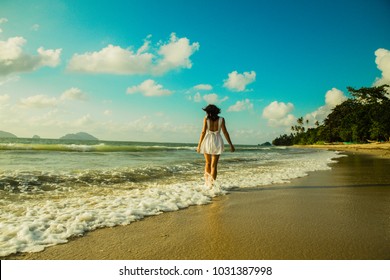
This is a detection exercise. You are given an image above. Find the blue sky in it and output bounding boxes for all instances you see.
[0,0,389,144]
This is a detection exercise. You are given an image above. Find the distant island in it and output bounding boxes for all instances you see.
[0,130,17,138]
[60,132,99,141]
[259,142,272,147]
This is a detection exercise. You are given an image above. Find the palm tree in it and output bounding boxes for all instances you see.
[291,126,296,134]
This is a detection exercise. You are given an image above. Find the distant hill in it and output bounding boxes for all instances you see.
[259,141,272,147]
[0,130,17,138]
[60,132,98,141]
[32,135,41,139]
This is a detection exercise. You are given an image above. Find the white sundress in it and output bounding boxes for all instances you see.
[200,117,224,155]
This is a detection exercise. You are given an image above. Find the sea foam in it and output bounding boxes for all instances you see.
[0,181,224,257]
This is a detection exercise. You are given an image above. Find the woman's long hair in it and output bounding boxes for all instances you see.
[203,104,221,121]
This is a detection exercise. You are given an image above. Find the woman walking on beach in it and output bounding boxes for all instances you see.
[197,104,235,187]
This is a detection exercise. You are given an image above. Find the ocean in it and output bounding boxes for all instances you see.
[0,138,344,257]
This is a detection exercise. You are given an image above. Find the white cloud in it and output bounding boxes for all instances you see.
[324,88,347,107]
[136,35,152,55]
[261,89,347,129]
[74,114,94,127]
[103,110,112,116]
[31,24,40,31]
[27,109,62,127]
[0,94,10,104]
[19,87,88,109]
[188,84,213,102]
[154,33,200,75]
[189,91,229,104]
[0,37,25,60]
[305,88,347,125]
[0,18,7,33]
[119,115,198,141]
[68,44,153,75]
[223,70,256,92]
[0,75,19,86]
[262,101,295,127]
[126,79,172,97]
[227,99,254,112]
[36,47,61,67]
[68,33,199,75]
[373,48,390,89]
[203,93,228,104]
[60,87,88,101]
[20,94,58,108]
[0,36,61,76]
[193,84,212,90]
[128,116,156,133]
[263,101,294,120]
[193,92,202,102]
[203,93,219,104]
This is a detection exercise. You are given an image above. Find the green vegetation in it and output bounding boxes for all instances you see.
[272,85,390,146]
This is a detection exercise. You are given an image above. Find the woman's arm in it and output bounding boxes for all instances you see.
[197,117,207,153]
[221,118,235,152]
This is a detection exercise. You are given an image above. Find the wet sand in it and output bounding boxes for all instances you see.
[6,152,390,260]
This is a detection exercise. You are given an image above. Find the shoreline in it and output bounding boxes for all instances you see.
[5,151,390,260]
[294,142,390,158]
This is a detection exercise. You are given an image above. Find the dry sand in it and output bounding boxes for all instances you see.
[5,150,390,260]
[296,142,390,158]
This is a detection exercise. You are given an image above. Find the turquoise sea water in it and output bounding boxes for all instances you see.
[0,138,343,257]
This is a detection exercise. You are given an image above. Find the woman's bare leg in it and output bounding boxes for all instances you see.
[211,155,220,180]
[203,153,211,175]
[203,154,214,187]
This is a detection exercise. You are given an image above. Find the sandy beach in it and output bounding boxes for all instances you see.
[296,142,390,158]
[5,147,390,260]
